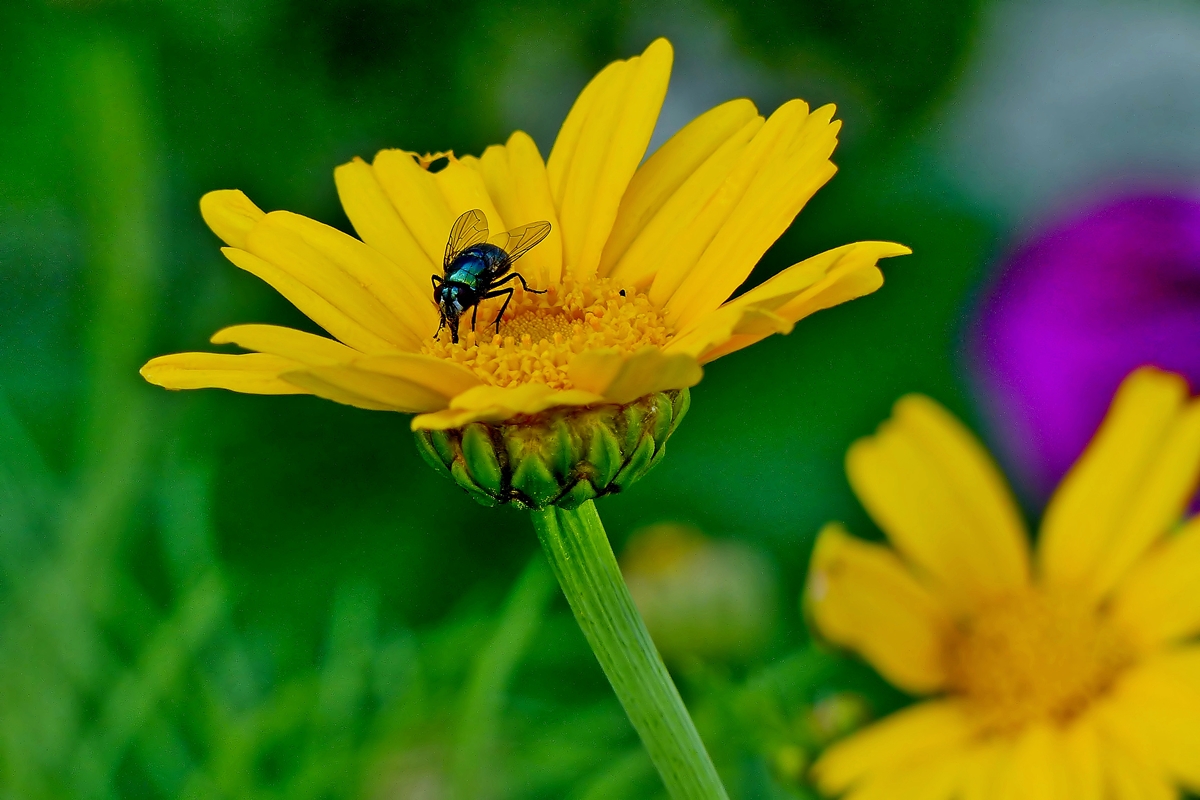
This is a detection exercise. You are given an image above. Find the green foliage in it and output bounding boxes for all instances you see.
[0,0,990,797]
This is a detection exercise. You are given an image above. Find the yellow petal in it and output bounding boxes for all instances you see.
[221,247,395,354]
[703,266,884,364]
[567,346,702,405]
[810,700,973,794]
[1040,367,1200,603]
[243,216,421,350]
[431,158,507,238]
[264,210,437,344]
[646,100,810,308]
[547,38,672,280]
[210,324,360,365]
[1090,400,1200,597]
[353,352,483,398]
[281,368,443,413]
[600,98,762,282]
[372,149,456,266]
[1057,721,1105,800]
[410,383,605,430]
[664,104,843,327]
[334,157,437,289]
[845,395,1032,612]
[199,189,264,249]
[890,396,1031,577]
[1098,652,1200,791]
[666,241,907,363]
[278,352,476,414]
[841,750,967,800]
[140,352,306,395]
[805,524,952,694]
[277,369,404,412]
[1112,516,1200,646]
[610,114,765,291]
[993,724,1072,800]
[1102,738,1179,800]
[663,248,841,360]
[959,739,1012,800]
[767,257,892,323]
[465,131,563,287]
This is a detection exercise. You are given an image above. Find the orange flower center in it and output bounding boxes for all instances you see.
[422,277,673,389]
[943,588,1135,733]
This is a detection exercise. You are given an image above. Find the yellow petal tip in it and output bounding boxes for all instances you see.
[199,189,264,249]
[643,37,674,62]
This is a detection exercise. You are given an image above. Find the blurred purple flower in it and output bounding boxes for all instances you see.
[971,192,1200,501]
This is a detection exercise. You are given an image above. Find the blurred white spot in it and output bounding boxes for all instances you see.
[809,570,828,602]
[942,0,1200,220]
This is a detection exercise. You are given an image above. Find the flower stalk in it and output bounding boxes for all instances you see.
[530,501,729,800]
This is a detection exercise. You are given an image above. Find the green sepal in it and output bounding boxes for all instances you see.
[460,423,503,494]
[413,388,690,510]
[669,389,690,434]
[649,392,673,444]
[612,433,656,491]
[511,452,559,509]
[463,483,499,508]
[557,478,598,510]
[548,416,579,479]
[413,431,450,477]
[450,458,486,497]
[647,442,668,472]
[622,404,645,453]
[430,428,456,464]
[587,423,623,488]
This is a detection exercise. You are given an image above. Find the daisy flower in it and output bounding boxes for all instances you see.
[139,37,908,797]
[141,37,907,508]
[807,366,1200,799]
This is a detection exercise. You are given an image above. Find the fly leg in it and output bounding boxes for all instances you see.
[491,271,546,295]
[482,287,515,333]
[432,275,447,339]
[509,272,545,294]
[479,273,541,334]
[471,302,480,333]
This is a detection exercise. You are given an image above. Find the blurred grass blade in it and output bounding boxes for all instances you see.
[157,456,219,590]
[451,556,556,800]
[57,31,163,614]
[73,572,227,796]
[572,749,656,800]
[68,32,161,472]
[0,388,55,568]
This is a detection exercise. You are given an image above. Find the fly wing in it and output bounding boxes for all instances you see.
[444,209,489,268]
[490,221,552,265]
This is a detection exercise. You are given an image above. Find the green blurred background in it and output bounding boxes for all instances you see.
[4,0,1195,797]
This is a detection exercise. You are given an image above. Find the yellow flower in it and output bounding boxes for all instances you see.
[140,38,908,431]
[806,367,1200,799]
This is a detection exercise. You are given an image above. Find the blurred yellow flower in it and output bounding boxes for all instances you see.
[140,38,908,431]
[806,367,1200,799]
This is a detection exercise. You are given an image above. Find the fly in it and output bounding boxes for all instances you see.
[432,209,551,344]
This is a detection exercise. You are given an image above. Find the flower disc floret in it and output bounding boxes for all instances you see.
[423,277,672,390]
[943,588,1134,733]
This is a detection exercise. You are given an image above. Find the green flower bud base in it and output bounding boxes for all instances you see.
[413,388,690,510]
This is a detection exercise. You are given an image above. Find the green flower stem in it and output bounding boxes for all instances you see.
[530,500,729,800]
